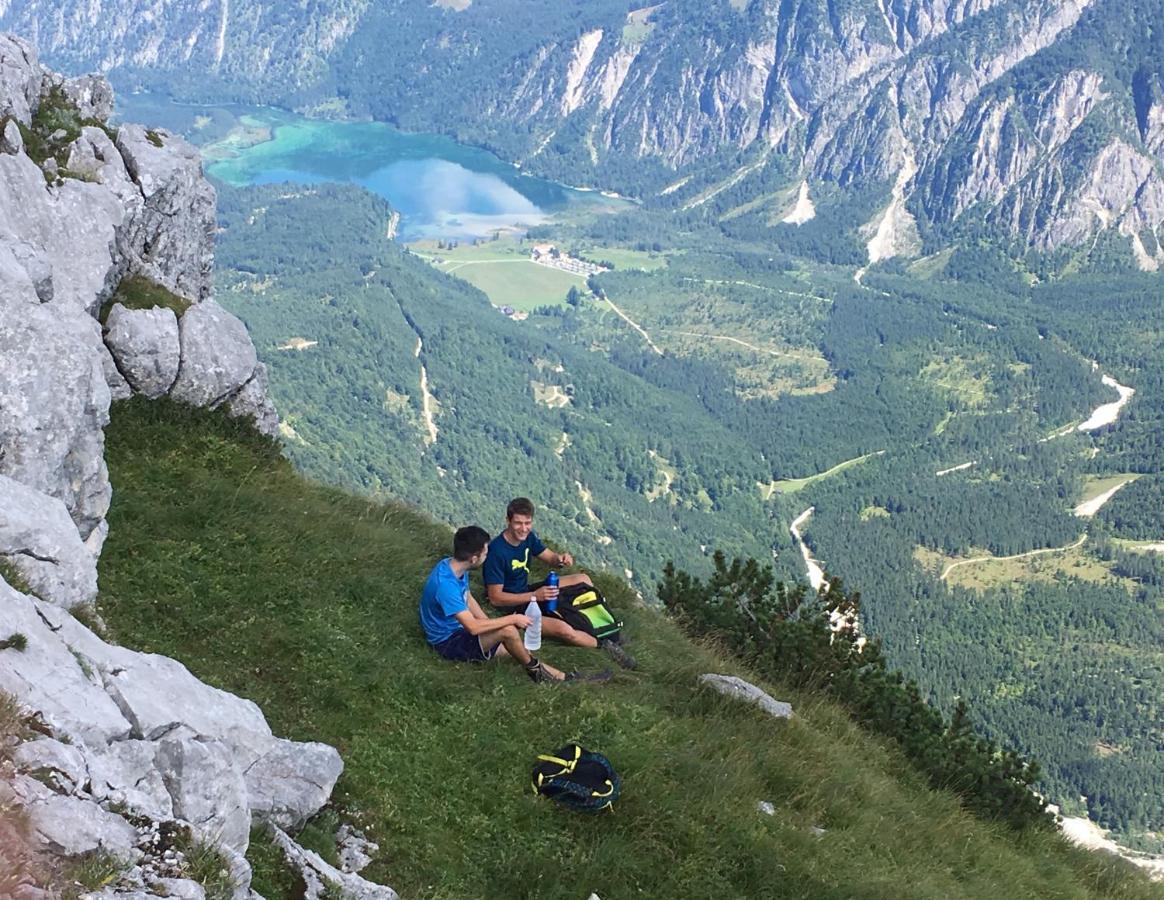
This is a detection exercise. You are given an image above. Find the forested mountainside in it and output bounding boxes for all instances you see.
[4,0,1164,264]
[206,179,1163,847]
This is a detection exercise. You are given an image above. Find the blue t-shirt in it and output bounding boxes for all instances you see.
[419,558,470,645]
[483,531,547,596]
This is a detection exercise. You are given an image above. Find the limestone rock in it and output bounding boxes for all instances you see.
[100,341,134,402]
[245,738,343,831]
[9,242,54,302]
[156,737,251,854]
[0,583,132,745]
[170,300,258,408]
[227,363,279,437]
[699,674,793,719]
[0,299,111,537]
[103,303,181,399]
[115,124,215,304]
[62,73,114,122]
[337,825,378,874]
[0,242,37,300]
[86,741,174,821]
[68,126,140,204]
[0,474,99,608]
[0,34,41,126]
[270,826,398,900]
[12,738,88,792]
[25,793,138,859]
[1,117,22,154]
[149,879,207,900]
[0,150,124,316]
[87,639,275,766]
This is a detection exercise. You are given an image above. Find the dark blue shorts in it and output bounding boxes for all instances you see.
[432,628,498,663]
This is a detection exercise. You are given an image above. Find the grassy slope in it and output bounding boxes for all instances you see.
[96,399,1157,900]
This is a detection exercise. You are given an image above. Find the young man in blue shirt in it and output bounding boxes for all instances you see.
[483,498,635,668]
[420,525,565,682]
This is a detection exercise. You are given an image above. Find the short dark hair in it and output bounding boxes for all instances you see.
[453,525,490,561]
[506,497,535,519]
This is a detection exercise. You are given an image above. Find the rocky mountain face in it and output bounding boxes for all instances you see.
[0,34,388,899]
[1,0,1161,267]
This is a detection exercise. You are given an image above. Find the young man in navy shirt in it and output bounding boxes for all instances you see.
[420,525,565,682]
[483,498,635,668]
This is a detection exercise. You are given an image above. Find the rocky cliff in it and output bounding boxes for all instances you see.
[0,34,378,899]
[1,0,1161,266]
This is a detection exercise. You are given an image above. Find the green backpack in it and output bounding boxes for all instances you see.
[531,743,620,813]
[553,584,623,642]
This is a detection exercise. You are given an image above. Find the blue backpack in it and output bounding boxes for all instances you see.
[531,744,620,813]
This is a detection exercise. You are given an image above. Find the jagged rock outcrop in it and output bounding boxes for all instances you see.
[0,34,340,899]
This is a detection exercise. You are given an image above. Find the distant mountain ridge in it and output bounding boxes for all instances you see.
[2,0,1163,266]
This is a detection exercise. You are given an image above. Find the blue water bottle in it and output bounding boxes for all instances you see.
[545,571,559,612]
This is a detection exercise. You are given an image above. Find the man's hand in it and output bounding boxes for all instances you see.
[510,614,533,629]
[534,584,559,602]
[558,551,574,568]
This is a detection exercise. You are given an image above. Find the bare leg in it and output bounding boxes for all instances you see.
[542,615,598,648]
[558,573,593,588]
[481,626,565,680]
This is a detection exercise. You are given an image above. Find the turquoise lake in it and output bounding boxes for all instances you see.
[115,96,622,242]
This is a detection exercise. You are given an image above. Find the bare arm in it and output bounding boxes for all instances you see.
[486,581,557,609]
[538,548,574,568]
[454,609,530,636]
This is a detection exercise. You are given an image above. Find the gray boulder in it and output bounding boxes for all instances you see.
[86,741,174,821]
[104,303,181,399]
[149,879,206,900]
[0,583,132,745]
[115,124,215,304]
[25,793,138,859]
[699,674,794,719]
[88,642,275,766]
[156,737,250,853]
[12,737,88,792]
[1,118,22,154]
[244,738,343,830]
[170,300,258,408]
[100,341,134,402]
[0,298,111,537]
[0,474,99,609]
[0,34,41,126]
[62,74,115,122]
[227,363,279,437]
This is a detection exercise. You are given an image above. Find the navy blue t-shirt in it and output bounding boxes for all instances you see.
[483,531,547,596]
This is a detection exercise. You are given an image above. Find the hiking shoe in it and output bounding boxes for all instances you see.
[599,638,637,669]
[526,659,563,684]
[565,668,615,684]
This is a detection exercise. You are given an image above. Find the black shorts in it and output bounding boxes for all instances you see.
[432,628,498,663]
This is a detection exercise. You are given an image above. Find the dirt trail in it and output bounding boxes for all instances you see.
[939,534,1087,581]
[604,297,663,355]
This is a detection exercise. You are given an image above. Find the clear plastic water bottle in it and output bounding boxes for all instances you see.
[523,600,542,652]
[545,571,559,612]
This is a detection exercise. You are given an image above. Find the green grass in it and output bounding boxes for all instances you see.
[410,239,584,311]
[760,451,884,499]
[99,275,192,325]
[96,398,1159,900]
[573,245,668,272]
[1077,474,1141,507]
